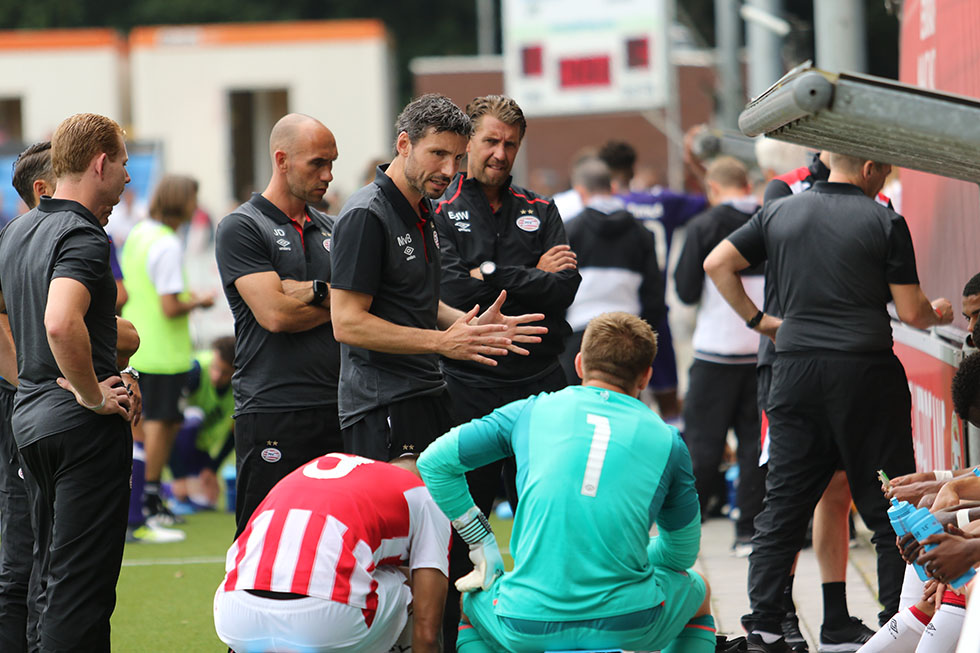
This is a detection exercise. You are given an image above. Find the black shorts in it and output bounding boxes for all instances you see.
[648,315,678,392]
[234,405,342,537]
[342,391,453,462]
[138,371,189,422]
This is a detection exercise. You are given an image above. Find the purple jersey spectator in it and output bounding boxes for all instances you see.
[108,238,123,281]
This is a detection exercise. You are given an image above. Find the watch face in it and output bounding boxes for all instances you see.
[481,261,496,276]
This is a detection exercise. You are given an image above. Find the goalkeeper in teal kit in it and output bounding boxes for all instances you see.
[418,312,716,653]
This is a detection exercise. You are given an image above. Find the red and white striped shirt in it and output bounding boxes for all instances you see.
[220,454,451,611]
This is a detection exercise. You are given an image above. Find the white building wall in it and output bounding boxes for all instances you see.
[0,46,124,140]
[130,27,394,217]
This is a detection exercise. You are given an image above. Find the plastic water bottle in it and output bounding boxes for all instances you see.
[906,507,976,589]
[888,498,928,581]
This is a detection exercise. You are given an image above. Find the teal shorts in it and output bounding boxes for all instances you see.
[462,567,706,653]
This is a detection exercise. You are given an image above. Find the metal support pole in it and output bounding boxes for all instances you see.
[477,0,496,56]
[664,0,684,189]
[745,0,784,98]
[814,0,867,73]
[715,0,743,129]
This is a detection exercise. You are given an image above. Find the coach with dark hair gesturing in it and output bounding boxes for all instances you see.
[705,152,953,653]
[330,94,546,465]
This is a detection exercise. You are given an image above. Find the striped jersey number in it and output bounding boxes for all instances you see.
[581,414,611,497]
[302,453,372,480]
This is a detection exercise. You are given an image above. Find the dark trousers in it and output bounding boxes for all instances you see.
[442,365,568,651]
[746,352,915,632]
[19,417,132,653]
[0,388,32,652]
[234,405,342,538]
[341,391,454,463]
[682,359,765,538]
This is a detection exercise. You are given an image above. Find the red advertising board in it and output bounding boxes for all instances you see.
[898,0,980,310]
[895,340,965,471]
[895,0,979,467]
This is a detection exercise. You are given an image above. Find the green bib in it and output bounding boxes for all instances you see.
[121,220,192,374]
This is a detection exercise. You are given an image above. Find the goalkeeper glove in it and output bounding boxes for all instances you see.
[452,505,504,592]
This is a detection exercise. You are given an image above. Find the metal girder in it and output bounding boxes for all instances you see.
[738,64,980,184]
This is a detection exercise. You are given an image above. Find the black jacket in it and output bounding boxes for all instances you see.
[564,205,665,331]
[434,173,581,384]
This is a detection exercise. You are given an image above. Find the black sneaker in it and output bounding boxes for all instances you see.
[819,617,875,653]
[781,613,809,652]
[143,493,185,527]
[747,632,792,653]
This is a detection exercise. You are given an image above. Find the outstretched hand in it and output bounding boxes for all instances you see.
[475,290,547,356]
[57,375,133,422]
[439,304,511,366]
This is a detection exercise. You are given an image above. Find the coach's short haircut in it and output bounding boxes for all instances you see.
[952,352,980,422]
[828,152,888,177]
[12,141,53,207]
[149,174,198,224]
[598,141,637,178]
[571,157,612,194]
[465,95,527,140]
[393,94,471,148]
[51,113,124,180]
[963,272,980,297]
[580,312,657,390]
[705,156,750,190]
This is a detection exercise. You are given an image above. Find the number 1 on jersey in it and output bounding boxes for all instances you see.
[581,414,611,497]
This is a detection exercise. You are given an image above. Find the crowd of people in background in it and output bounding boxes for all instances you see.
[0,93,978,653]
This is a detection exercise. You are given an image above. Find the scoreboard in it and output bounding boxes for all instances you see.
[503,0,669,117]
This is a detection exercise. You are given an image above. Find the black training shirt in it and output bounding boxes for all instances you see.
[727,182,919,353]
[215,193,338,416]
[434,173,580,386]
[330,166,444,428]
[0,198,119,446]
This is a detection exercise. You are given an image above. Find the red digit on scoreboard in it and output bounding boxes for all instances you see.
[559,55,611,88]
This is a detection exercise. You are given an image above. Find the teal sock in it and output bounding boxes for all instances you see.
[663,614,717,653]
[456,623,497,653]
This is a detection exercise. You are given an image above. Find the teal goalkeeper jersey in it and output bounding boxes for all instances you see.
[418,385,701,622]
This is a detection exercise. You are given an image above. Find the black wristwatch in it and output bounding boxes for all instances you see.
[746,310,765,329]
[310,279,328,306]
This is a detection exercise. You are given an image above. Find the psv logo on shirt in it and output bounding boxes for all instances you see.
[516,215,540,232]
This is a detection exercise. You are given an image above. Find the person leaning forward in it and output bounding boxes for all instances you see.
[704,152,953,652]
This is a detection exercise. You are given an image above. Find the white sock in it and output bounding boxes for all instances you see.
[857,608,927,653]
[900,564,926,612]
[956,593,980,652]
[915,602,966,653]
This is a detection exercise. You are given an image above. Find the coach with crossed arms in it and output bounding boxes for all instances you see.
[215,113,341,537]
